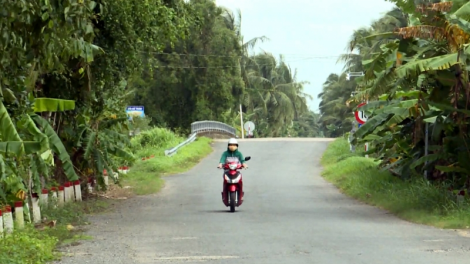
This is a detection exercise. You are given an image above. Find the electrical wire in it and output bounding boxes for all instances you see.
[139,51,344,69]
[140,50,343,59]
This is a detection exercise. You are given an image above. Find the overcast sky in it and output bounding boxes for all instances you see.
[215,0,396,112]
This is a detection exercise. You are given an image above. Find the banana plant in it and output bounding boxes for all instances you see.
[66,79,136,190]
[79,116,135,189]
[0,94,80,205]
[348,1,470,188]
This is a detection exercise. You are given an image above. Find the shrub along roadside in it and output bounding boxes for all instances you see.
[0,226,57,263]
[121,129,213,195]
[321,138,470,229]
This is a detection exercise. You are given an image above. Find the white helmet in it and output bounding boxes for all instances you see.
[228,138,238,145]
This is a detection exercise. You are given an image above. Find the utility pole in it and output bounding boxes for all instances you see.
[348,76,368,157]
[349,122,356,152]
[349,91,358,153]
[424,123,429,179]
[364,99,369,158]
[239,104,244,139]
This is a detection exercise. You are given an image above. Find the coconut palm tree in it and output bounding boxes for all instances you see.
[318,73,356,137]
[220,8,311,137]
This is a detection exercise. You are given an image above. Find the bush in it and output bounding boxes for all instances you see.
[130,116,153,132]
[0,226,58,264]
[130,127,183,156]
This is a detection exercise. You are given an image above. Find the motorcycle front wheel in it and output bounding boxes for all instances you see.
[229,191,236,212]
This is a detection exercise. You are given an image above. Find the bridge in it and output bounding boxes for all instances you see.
[166,120,331,156]
[191,120,238,139]
[165,121,241,156]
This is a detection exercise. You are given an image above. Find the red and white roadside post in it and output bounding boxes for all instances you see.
[103,170,109,186]
[14,201,24,229]
[87,178,93,193]
[120,166,129,174]
[50,187,58,208]
[64,182,72,203]
[40,188,49,206]
[0,209,3,237]
[58,186,65,207]
[68,181,74,201]
[74,180,82,201]
[32,193,42,223]
[3,205,13,234]
[355,102,369,158]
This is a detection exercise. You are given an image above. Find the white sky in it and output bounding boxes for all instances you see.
[215,0,396,112]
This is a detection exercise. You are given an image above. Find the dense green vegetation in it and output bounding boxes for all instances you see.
[318,0,470,197]
[130,3,318,137]
[0,0,316,210]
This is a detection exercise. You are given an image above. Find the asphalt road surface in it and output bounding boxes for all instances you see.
[57,138,470,264]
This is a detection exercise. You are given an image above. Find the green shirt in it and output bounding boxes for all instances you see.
[219,149,245,164]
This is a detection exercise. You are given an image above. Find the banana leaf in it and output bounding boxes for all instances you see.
[395,45,470,78]
[18,115,50,152]
[353,112,394,141]
[33,98,76,112]
[0,101,22,141]
[0,141,41,156]
[31,114,79,181]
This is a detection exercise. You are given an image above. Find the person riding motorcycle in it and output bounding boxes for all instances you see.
[217,138,248,169]
[217,138,248,205]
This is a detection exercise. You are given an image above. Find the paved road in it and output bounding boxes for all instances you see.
[57,139,470,264]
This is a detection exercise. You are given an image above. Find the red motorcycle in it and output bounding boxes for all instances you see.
[218,156,251,212]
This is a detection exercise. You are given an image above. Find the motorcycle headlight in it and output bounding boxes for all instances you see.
[229,164,237,170]
[231,175,241,183]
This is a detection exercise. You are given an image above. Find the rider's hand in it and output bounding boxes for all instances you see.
[217,163,223,169]
[242,164,248,169]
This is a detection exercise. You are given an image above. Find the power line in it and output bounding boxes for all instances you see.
[139,50,342,60]
[150,61,328,69]
[141,56,342,69]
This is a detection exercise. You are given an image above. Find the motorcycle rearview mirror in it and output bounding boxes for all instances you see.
[244,156,251,161]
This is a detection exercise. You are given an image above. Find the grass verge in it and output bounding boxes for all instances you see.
[0,199,111,263]
[121,135,213,195]
[321,138,470,229]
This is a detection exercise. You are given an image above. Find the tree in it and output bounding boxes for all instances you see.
[317,73,356,137]
[131,2,314,138]
[242,53,312,137]
[291,111,323,137]
[131,0,244,132]
[319,0,470,194]
[0,0,192,205]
